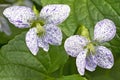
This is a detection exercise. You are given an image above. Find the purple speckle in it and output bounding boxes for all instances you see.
[52,7,56,11]
[16,20,22,23]
[22,23,29,26]
[46,9,49,12]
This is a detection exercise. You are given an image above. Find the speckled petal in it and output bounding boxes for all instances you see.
[43,24,62,45]
[76,50,87,75]
[95,46,114,69]
[64,35,88,57]
[94,19,116,43]
[85,53,97,71]
[3,6,35,28]
[37,37,49,52]
[40,4,70,25]
[26,28,39,55]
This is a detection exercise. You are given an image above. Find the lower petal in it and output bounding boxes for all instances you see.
[76,49,87,75]
[44,24,62,45]
[85,53,97,71]
[95,46,114,69]
[26,28,39,55]
[37,37,49,52]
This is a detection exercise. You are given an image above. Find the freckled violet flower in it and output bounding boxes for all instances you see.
[64,19,116,75]
[3,4,70,55]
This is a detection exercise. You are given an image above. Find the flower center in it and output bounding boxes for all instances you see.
[30,6,46,36]
[76,25,97,55]
[36,23,45,36]
[31,19,45,36]
[86,42,95,54]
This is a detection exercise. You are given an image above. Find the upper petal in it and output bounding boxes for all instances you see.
[94,19,116,43]
[95,46,114,69]
[64,35,88,57]
[3,6,35,28]
[26,28,39,55]
[37,37,49,52]
[40,4,70,25]
[85,53,97,71]
[43,24,62,45]
[76,49,87,75]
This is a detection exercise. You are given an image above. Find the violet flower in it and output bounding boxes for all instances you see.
[3,4,70,55]
[64,19,116,75]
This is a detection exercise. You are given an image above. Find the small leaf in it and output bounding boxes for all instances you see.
[76,25,90,40]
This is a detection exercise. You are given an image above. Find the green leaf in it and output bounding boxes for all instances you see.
[57,74,87,80]
[110,58,120,80]
[0,32,68,80]
[62,57,78,75]
[32,0,42,11]
[0,24,28,46]
[32,0,42,5]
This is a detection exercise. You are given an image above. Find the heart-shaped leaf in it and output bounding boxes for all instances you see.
[0,32,68,80]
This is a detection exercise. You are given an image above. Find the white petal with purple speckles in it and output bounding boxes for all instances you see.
[43,24,62,45]
[40,4,70,25]
[95,46,114,69]
[76,49,87,75]
[3,6,35,28]
[26,28,39,55]
[37,37,49,52]
[64,35,88,57]
[85,53,97,71]
[94,19,116,43]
